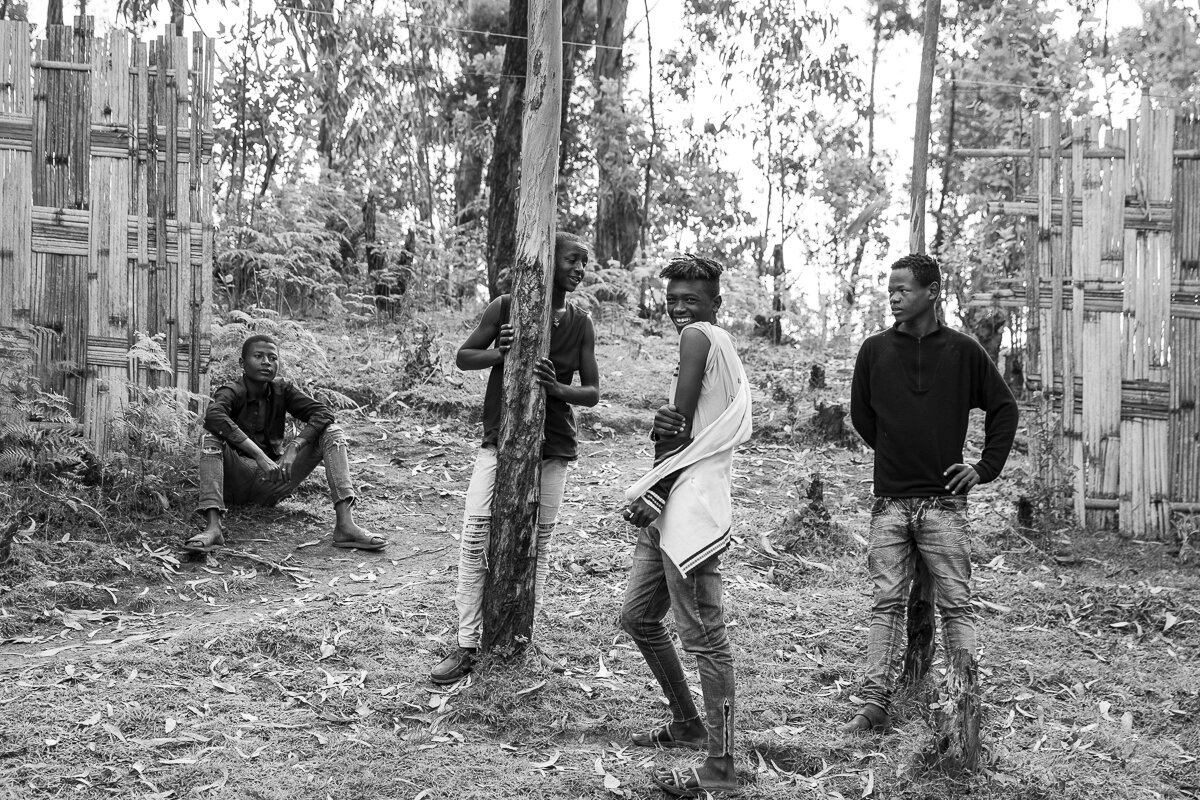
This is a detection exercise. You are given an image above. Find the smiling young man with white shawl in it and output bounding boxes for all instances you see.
[620,255,752,798]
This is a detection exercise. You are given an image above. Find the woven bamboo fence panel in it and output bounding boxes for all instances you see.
[0,18,214,452]
[974,103,1200,540]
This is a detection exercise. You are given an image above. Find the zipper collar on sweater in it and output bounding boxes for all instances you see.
[891,320,944,341]
[888,323,947,393]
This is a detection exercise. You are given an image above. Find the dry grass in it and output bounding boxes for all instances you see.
[0,309,1196,799]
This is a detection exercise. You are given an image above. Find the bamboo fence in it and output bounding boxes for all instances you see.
[0,18,214,452]
[964,102,1200,539]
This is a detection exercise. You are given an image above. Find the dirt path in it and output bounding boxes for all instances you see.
[0,408,651,671]
[1,344,1196,799]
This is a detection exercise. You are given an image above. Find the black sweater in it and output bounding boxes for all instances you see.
[850,324,1018,497]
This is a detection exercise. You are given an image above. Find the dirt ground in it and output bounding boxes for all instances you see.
[1,320,1197,799]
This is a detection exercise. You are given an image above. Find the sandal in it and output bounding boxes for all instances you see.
[651,767,741,797]
[631,725,705,751]
[331,530,388,551]
[182,530,225,553]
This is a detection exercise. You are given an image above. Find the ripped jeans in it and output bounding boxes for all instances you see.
[453,447,569,649]
[621,526,735,759]
[195,424,356,515]
[861,495,975,713]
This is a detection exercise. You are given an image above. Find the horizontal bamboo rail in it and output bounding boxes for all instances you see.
[951,146,1200,159]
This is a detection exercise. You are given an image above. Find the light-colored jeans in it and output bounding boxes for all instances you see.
[862,495,975,712]
[195,424,355,514]
[620,526,735,758]
[454,447,569,649]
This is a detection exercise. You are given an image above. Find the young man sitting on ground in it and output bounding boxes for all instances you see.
[185,334,385,553]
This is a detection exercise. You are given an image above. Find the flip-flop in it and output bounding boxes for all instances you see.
[632,725,705,751]
[182,532,225,553]
[651,767,742,798]
[331,533,388,551]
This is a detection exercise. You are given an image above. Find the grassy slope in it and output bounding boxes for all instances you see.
[0,309,1197,800]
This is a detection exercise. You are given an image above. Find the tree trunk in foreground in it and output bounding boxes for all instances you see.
[900,555,937,686]
[484,0,529,297]
[481,0,562,659]
[923,648,982,775]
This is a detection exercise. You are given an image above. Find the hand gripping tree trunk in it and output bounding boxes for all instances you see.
[481,0,563,659]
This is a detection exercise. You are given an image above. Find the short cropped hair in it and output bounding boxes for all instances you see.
[241,334,278,361]
[890,253,941,287]
[555,231,590,256]
[660,254,724,298]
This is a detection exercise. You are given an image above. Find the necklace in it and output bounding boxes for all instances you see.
[552,308,566,327]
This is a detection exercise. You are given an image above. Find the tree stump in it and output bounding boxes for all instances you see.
[0,518,18,565]
[810,401,849,443]
[900,555,937,686]
[924,647,982,776]
[783,472,831,549]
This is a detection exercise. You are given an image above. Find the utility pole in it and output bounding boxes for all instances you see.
[481,0,563,658]
[902,0,943,688]
[904,1,981,774]
[908,0,941,253]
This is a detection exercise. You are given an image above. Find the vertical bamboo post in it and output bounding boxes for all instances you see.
[481,0,563,658]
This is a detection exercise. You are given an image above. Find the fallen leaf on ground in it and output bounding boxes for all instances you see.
[532,751,561,770]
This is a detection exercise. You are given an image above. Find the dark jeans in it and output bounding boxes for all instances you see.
[195,424,355,515]
[620,525,735,758]
[861,495,975,713]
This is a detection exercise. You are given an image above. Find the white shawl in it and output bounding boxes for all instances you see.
[625,327,752,574]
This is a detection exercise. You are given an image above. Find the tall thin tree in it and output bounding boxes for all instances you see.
[481,0,563,658]
[485,0,529,297]
[592,0,639,269]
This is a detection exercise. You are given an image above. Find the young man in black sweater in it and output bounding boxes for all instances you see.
[843,253,1018,734]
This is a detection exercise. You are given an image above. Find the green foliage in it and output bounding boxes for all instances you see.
[215,183,347,315]
[1012,397,1077,536]
[0,329,93,487]
[104,334,205,516]
[1,330,205,542]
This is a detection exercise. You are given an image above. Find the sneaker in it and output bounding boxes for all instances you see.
[430,647,476,685]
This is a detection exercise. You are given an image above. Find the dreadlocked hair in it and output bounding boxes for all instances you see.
[890,253,941,287]
[660,254,724,297]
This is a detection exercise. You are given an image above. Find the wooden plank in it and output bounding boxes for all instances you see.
[131,40,150,390]
[1064,118,1084,521]
[198,34,214,398]
[954,146,1199,160]
[987,198,1172,231]
[30,23,92,417]
[85,29,132,449]
[147,36,169,388]
[1171,116,1200,505]
[0,21,33,332]
[169,31,187,391]
[1120,102,1173,538]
